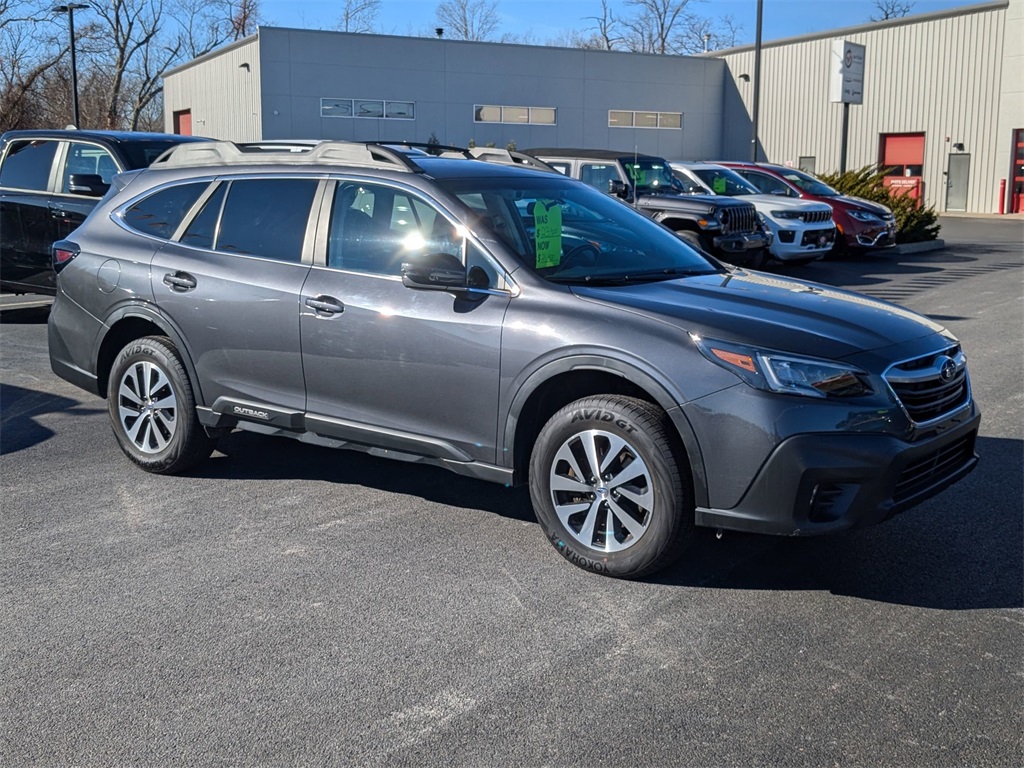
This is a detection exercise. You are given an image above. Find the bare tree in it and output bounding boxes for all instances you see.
[673,12,741,54]
[338,0,380,33]
[581,0,622,51]
[870,0,915,21]
[435,0,500,41]
[620,0,694,55]
[0,1,69,131]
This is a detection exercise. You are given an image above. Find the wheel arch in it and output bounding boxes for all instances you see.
[505,356,708,507]
[96,306,202,403]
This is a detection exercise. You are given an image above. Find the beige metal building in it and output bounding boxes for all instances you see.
[163,0,1023,215]
[716,0,1023,214]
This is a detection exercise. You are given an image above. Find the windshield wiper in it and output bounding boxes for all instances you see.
[550,268,708,285]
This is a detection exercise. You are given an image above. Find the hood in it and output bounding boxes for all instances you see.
[742,195,833,214]
[637,191,752,212]
[834,195,893,216]
[572,270,945,360]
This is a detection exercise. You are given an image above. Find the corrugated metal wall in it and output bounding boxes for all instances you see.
[718,2,1012,213]
[163,38,262,142]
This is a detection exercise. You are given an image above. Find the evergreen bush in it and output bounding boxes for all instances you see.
[818,165,941,243]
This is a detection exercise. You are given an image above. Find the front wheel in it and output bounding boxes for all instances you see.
[529,396,694,579]
[107,335,216,474]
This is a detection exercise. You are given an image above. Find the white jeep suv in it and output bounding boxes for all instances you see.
[671,162,836,264]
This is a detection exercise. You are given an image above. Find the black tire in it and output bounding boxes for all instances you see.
[107,335,216,474]
[529,395,695,579]
[677,230,708,254]
[744,248,768,270]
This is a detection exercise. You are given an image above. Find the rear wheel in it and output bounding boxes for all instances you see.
[529,395,694,579]
[107,335,216,474]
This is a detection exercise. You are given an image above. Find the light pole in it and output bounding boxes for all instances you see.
[53,3,90,128]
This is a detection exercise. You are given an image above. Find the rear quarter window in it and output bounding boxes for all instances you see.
[0,139,58,191]
[122,182,209,239]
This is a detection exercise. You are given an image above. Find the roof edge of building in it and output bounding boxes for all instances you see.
[164,31,260,79]
[705,0,1008,56]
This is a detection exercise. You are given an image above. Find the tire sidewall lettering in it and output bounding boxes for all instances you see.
[568,408,637,435]
[547,530,608,574]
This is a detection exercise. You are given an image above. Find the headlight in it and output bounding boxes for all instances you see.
[848,210,881,222]
[692,336,871,398]
[770,210,801,219]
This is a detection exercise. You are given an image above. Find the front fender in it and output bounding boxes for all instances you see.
[502,352,709,507]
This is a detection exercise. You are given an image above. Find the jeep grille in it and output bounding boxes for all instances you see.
[722,204,757,235]
[800,210,832,224]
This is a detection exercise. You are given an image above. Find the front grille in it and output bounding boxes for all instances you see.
[800,210,832,223]
[721,204,757,235]
[893,433,975,504]
[885,348,970,424]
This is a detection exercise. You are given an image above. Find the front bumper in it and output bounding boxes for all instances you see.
[844,221,897,249]
[712,231,770,254]
[694,408,980,536]
[770,226,836,260]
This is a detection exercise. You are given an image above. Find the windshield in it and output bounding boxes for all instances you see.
[691,167,759,196]
[621,160,681,192]
[779,168,839,196]
[436,175,720,284]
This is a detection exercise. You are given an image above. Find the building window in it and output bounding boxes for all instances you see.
[321,98,415,120]
[609,110,682,130]
[798,156,816,174]
[474,105,557,125]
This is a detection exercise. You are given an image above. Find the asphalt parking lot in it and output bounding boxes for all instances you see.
[2,215,1022,766]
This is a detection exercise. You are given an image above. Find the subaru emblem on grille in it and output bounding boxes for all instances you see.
[940,357,957,382]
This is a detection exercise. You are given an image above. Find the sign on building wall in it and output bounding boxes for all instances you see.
[829,40,866,104]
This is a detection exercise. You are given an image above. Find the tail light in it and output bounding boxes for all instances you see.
[52,240,80,274]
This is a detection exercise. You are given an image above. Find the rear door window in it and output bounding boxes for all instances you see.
[0,139,58,191]
[741,171,791,196]
[214,179,318,262]
[580,163,620,191]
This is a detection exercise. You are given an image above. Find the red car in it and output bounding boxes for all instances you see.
[720,162,896,253]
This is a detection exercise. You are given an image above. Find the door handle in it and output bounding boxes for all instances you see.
[305,295,345,314]
[163,271,197,291]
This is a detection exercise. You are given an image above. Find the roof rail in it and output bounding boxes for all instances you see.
[151,140,425,173]
[466,147,558,172]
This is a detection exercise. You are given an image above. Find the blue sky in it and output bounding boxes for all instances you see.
[260,0,978,46]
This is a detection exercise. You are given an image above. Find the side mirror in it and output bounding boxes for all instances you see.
[402,251,467,290]
[68,173,110,197]
[608,179,630,199]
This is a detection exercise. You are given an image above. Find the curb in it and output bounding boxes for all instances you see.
[889,239,945,255]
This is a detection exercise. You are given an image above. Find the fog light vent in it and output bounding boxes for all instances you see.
[808,483,857,523]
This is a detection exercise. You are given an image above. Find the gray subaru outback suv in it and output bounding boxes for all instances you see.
[48,140,980,579]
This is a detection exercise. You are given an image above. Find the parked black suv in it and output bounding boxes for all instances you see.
[48,140,979,579]
[525,148,771,267]
[0,129,208,295]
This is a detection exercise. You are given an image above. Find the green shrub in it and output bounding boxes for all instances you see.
[818,165,941,243]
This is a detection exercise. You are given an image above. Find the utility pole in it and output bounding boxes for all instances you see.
[53,4,90,128]
[750,0,763,162]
